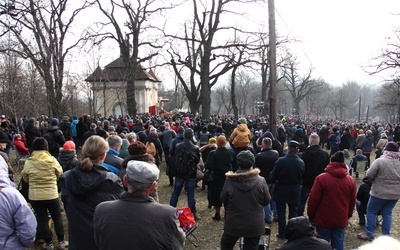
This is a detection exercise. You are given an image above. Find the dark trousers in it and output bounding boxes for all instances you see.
[30,198,65,243]
[276,202,298,236]
[221,232,260,250]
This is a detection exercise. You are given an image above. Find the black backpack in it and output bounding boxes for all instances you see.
[43,131,59,152]
[175,144,198,177]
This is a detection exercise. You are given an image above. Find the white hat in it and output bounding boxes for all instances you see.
[126,160,159,183]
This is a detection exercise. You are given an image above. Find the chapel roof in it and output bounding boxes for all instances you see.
[85,57,161,82]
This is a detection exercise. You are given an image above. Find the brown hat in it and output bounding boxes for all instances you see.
[216,135,226,147]
[128,141,147,156]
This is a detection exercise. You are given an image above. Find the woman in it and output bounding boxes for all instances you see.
[205,136,236,220]
[358,142,400,241]
[66,135,124,250]
[375,132,388,159]
[118,138,130,159]
[21,137,67,249]
[220,150,270,249]
[361,130,374,168]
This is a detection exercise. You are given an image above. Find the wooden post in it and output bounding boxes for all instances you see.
[268,0,277,138]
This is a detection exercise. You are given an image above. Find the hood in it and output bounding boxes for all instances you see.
[262,131,275,141]
[225,168,261,192]
[47,125,59,132]
[58,150,77,163]
[236,123,248,132]
[284,216,315,241]
[325,161,348,178]
[0,155,14,188]
[67,165,107,198]
[29,150,59,171]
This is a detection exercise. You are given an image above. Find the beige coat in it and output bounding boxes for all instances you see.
[229,124,251,148]
[367,156,400,200]
[22,150,63,201]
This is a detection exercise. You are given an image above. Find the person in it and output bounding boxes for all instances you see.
[358,141,400,241]
[103,135,123,173]
[358,235,400,250]
[83,123,97,143]
[270,140,304,239]
[278,216,331,250]
[167,126,185,186]
[0,153,37,249]
[361,130,374,168]
[298,133,330,216]
[70,116,79,145]
[59,116,72,141]
[220,150,270,250]
[21,137,68,250]
[160,122,176,161]
[25,117,41,149]
[170,128,201,220]
[118,138,130,159]
[65,135,124,250]
[76,116,88,149]
[375,132,388,159]
[255,137,279,223]
[351,149,368,178]
[205,135,236,221]
[199,126,211,147]
[13,133,29,156]
[44,118,66,158]
[94,160,185,249]
[327,127,340,156]
[307,151,356,250]
[292,127,308,153]
[356,177,377,226]
[145,127,163,166]
[200,137,218,191]
[228,117,251,154]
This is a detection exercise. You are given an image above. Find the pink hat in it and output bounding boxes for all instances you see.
[63,140,75,151]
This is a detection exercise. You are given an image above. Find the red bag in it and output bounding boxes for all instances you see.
[177,207,196,231]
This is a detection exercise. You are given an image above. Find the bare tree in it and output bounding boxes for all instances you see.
[280,54,324,116]
[0,0,93,117]
[95,0,173,116]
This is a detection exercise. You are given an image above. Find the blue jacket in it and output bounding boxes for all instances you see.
[71,119,78,137]
[270,151,304,203]
[361,135,374,153]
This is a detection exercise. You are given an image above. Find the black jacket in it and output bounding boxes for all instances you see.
[255,148,279,183]
[66,164,123,250]
[25,122,41,148]
[357,177,372,213]
[301,145,330,188]
[46,126,65,155]
[174,139,200,179]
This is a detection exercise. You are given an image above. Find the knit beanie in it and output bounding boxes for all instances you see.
[238,117,247,124]
[331,151,344,163]
[184,128,194,139]
[51,118,59,126]
[236,150,255,169]
[384,141,399,152]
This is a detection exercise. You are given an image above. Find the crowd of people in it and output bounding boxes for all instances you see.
[1,112,400,249]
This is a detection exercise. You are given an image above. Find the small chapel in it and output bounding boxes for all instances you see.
[85,57,161,117]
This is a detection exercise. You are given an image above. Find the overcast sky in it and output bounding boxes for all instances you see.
[274,0,400,86]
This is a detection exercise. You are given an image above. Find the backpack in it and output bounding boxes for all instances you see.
[43,131,59,152]
[335,134,341,145]
[175,144,198,177]
[145,141,157,156]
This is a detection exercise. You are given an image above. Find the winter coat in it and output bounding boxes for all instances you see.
[205,147,236,206]
[221,168,270,237]
[199,131,211,147]
[292,130,308,152]
[361,135,374,153]
[24,122,41,148]
[270,151,304,203]
[45,125,66,155]
[58,148,79,172]
[356,134,366,148]
[76,120,88,140]
[161,129,176,149]
[357,177,372,214]
[366,156,400,200]
[66,164,123,250]
[94,192,185,250]
[146,132,163,166]
[70,119,78,137]
[0,156,37,250]
[104,148,123,170]
[328,131,340,150]
[229,124,251,148]
[173,139,200,179]
[255,148,279,184]
[22,150,63,201]
[301,145,330,189]
[13,139,28,156]
[307,162,356,228]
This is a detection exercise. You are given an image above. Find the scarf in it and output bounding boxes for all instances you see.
[382,150,399,160]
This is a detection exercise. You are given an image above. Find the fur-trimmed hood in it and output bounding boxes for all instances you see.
[225,168,261,191]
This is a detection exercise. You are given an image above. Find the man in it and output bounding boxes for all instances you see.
[327,127,341,156]
[307,151,356,250]
[270,140,304,239]
[83,123,97,143]
[44,118,65,158]
[59,116,72,141]
[70,116,79,145]
[103,135,123,174]
[255,137,279,223]
[25,117,41,149]
[298,133,330,216]
[94,160,185,249]
[170,128,201,220]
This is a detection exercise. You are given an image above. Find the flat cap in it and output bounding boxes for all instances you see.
[126,160,160,184]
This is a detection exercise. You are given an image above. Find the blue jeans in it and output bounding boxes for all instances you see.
[170,177,197,215]
[365,196,398,236]
[298,186,311,216]
[264,199,277,222]
[316,226,345,250]
[276,202,298,236]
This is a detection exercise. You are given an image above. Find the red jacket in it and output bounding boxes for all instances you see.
[307,162,356,228]
[13,139,29,156]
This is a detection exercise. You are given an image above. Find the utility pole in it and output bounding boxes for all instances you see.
[268,0,277,138]
[358,95,361,123]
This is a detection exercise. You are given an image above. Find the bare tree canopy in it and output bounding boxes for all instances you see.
[0,0,93,117]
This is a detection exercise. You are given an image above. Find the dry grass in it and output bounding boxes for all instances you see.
[12,149,400,250]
